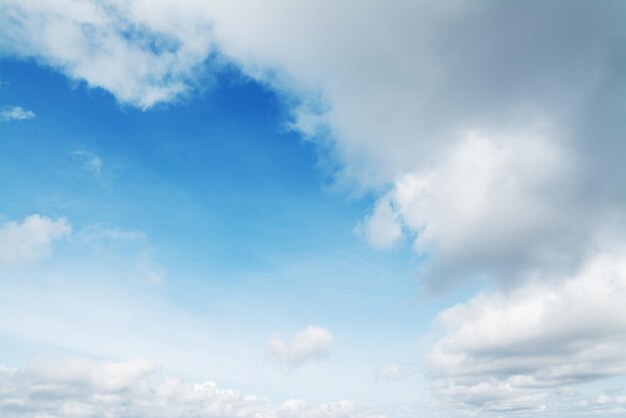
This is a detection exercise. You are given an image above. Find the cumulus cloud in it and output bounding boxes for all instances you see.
[267,325,333,368]
[361,129,612,285]
[427,250,626,413]
[0,214,71,265]
[0,357,374,418]
[0,106,34,122]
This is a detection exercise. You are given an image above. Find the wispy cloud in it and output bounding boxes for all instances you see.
[0,105,34,122]
[77,223,145,242]
[71,150,102,174]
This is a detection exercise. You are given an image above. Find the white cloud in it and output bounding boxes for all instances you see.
[71,150,102,174]
[0,215,71,265]
[360,130,608,285]
[0,106,34,122]
[0,0,216,108]
[267,325,333,368]
[427,250,626,413]
[2,1,626,412]
[0,357,377,418]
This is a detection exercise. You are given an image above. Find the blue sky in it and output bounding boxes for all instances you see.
[0,57,448,409]
[1,1,626,417]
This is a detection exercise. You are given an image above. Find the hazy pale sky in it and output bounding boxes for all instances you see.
[1,1,625,417]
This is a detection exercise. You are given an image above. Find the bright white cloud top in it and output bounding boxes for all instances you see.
[0,0,625,416]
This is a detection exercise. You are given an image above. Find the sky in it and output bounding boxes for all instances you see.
[0,1,625,417]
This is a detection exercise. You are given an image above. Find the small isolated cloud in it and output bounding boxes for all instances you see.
[375,363,412,383]
[0,105,34,122]
[72,150,102,174]
[0,214,71,265]
[0,357,375,418]
[267,325,333,368]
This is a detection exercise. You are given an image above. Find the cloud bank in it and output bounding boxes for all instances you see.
[0,357,376,418]
[427,249,626,413]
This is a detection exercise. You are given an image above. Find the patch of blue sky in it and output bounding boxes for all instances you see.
[0,58,452,405]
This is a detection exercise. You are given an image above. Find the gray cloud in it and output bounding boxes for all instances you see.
[3,0,624,288]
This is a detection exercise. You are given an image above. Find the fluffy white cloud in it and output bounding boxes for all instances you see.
[267,325,333,369]
[360,129,616,285]
[0,0,216,108]
[0,357,376,418]
[427,250,626,413]
[0,106,34,122]
[0,215,71,265]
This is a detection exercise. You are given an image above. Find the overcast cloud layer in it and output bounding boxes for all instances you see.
[1,0,625,415]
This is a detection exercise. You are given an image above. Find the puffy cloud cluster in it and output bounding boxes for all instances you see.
[0,214,71,265]
[267,325,334,369]
[427,250,626,413]
[0,358,375,418]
